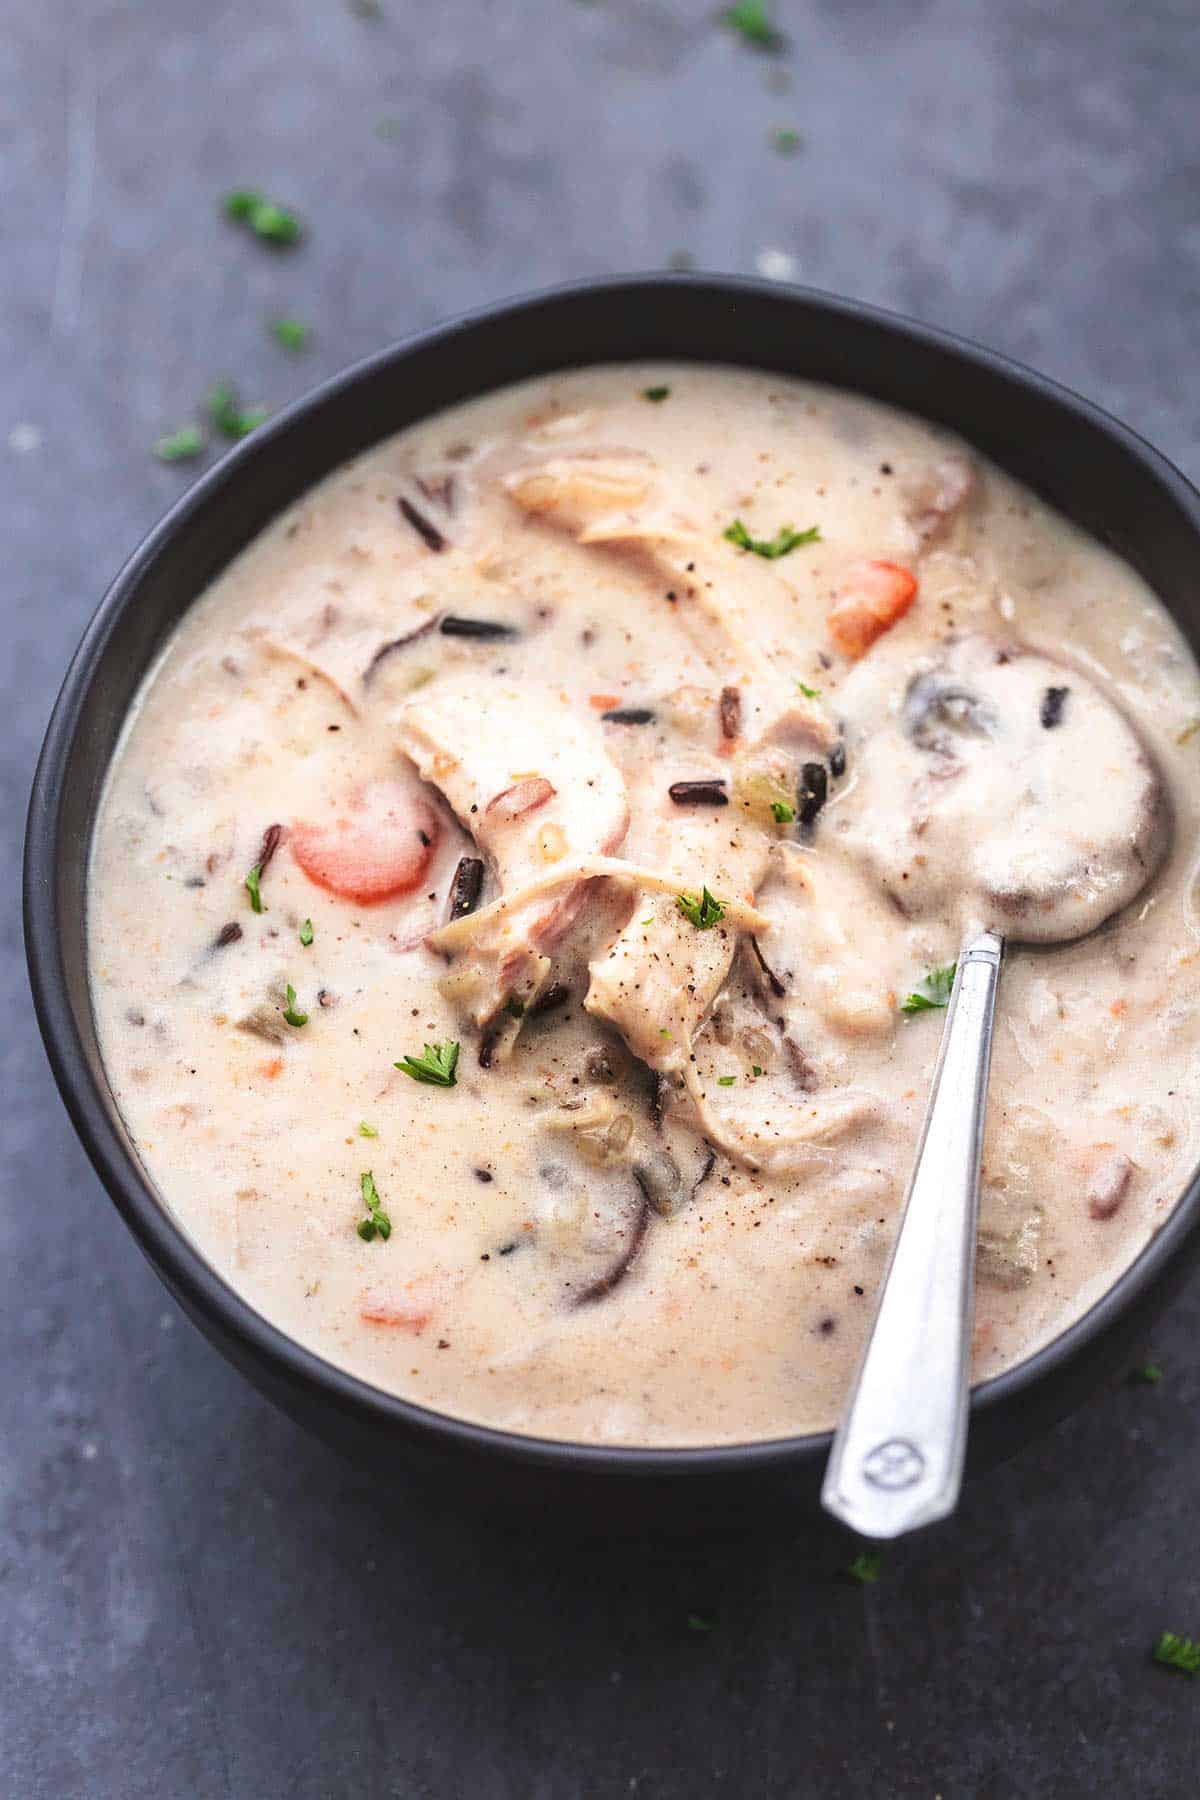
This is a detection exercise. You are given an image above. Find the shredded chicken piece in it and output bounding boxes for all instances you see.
[504,451,657,522]
[902,453,974,550]
[430,856,771,954]
[397,677,629,1026]
[584,773,771,1074]
[501,450,835,754]
[251,586,437,713]
[676,1073,880,1175]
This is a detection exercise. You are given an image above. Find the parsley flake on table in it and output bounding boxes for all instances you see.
[1130,1362,1163,1385]
[251,203,302,245]
[209,381,267,441]
[770,799,795,824]
[796,680,822,699]
[642,385,671,402]
[1153,1631,1200,1676]
[154,425,204,463]
[223,189,264,222]
[358,1121,378,1138]
[357,1170,392,1242]
[724,519,820,558]
[283,984,308,1028]
[900,963,957,1013]
[720,1,784,51]
[686,1611,715,1634]
[222,189,303,246]
[395,1040,460,1087]
[772,127,801,154]
[676,886,726,930]
[844,1549,883,1585]
[244,862,265,913]
[271,317,309,351]
[717,1075,737,1087]
[299,918,314,947]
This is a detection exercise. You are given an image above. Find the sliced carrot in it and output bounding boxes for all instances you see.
[291,779,439,905]
[827,560,918,660]
[360,1297,433,1333]
[589,693,621,710]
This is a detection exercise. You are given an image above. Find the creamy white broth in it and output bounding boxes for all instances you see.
[89,364,1200,1447]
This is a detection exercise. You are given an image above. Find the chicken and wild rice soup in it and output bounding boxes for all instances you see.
[90,366,1200,1446]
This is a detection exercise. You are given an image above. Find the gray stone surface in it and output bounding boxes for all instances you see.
[5,1,1200,1793]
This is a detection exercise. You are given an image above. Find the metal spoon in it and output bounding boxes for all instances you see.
[821,929,1002,1538]
[821,635,1169,1540]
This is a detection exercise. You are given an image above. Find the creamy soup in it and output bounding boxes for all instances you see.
[90,365,1200,1447]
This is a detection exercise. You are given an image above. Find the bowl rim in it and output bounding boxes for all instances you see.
[24,271,1200,1481]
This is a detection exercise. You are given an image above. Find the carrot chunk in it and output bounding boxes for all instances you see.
[360,1298,433,1333]
[291,780,439,904]
[827,560,918,660]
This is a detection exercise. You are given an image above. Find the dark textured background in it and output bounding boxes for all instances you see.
[6,3,1200,1793]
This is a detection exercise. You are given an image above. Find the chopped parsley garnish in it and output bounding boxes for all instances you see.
[209,381,267,441]
[642,385,671,402]
[720,1,783,51]
[283,984,308,1028]
[299,918,314,947]
[358,1122,379,1138]
[770,800,795,824]
[676,887,726,930]
[796,680,822,699]
[222,190,303,246]
[1130,1362,1163,1385]
[357,1170,392,1242]
[271,317,309,351]
[251,203,302,245]
[724,519,821,559]
[717,1075,737,1087]
[223,189,263,222]
[772,127,801,154]
[1153,1631,1200,1676]
[686,1611,715,1634]
[395,1040,460,1087]
[752,1064,763,1077]
[845,1549,883,1585]
[244,862,265,913]
[154,425,204,464]
[900,963,957,1013]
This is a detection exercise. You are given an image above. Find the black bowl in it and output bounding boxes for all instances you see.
[24,276,1200,1529]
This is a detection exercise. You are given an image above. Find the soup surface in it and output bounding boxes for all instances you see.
[90,364,1200,1447]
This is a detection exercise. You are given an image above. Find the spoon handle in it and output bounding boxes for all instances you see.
[821,930,1004,1540]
